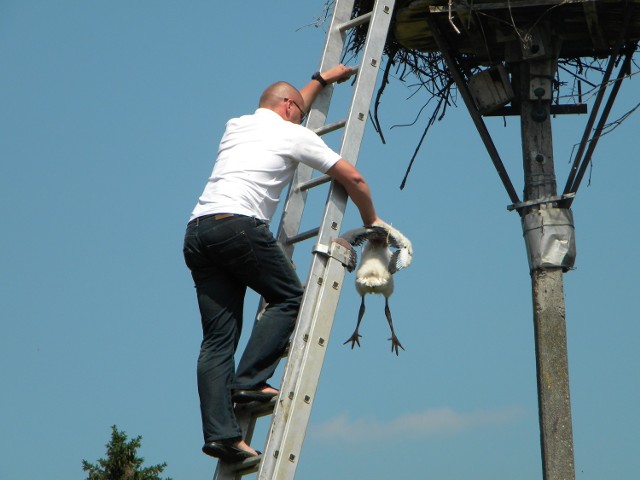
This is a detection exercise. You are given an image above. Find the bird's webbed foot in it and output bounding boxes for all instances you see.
[343,330,362,349]
[388,334,405,356]
[384,299,404,355]
[344,296,366,349]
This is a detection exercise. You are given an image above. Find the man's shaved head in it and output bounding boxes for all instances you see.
[259,81,304,109]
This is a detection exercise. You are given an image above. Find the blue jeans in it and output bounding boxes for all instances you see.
[183,214,303,443]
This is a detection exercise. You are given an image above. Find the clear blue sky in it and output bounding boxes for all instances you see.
[2,2,639,479]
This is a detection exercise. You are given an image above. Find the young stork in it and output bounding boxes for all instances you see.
[340,220,413,355]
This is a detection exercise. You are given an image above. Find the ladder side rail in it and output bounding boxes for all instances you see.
[275,0,357,259]
[316,0,393,250]
[262,244,352,479]
[259,2,395,479]
[258,1,360,472]
[259,0,355,464]
[281,0,392,347]
[337,1,392,166]
[260,2,365,472]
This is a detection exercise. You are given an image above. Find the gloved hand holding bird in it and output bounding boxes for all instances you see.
[338,219,413,355]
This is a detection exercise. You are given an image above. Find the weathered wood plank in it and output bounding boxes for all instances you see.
[430,0,606,13]
[394,0,640,58]
[582,2,609,51]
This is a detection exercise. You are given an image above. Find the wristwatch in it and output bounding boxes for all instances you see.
[311,71,328,87]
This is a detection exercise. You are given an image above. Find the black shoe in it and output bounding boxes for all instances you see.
[202,441,260,462]
[232,387,278,404]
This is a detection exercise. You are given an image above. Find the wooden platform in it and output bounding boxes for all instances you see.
[394,0,640,61]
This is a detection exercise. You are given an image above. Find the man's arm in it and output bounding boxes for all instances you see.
[299,65,353,112]
[326,159,380,226]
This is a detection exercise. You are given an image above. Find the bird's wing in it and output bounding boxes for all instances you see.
[339,226,388,273]
[347,247,358,273]
[389,247,412,273]
[371,220,413,273]
[341,225,388,247]
[341,221,413,273]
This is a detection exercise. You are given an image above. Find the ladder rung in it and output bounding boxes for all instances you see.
[297,174,331,192]
[224,455,261,474]
[235,398,276,418]
[347,64,360,77]
[286,227,320,245]
[338,12,372,32]
[312,119,347,136]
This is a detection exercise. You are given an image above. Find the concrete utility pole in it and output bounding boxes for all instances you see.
[428,13,579,480]
[517,28,576,480]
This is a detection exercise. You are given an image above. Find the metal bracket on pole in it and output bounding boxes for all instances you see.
[507,193,575,212]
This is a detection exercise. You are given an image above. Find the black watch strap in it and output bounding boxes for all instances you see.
[311,71,328,87]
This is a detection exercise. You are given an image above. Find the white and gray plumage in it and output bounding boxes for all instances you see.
[340,220,413,355]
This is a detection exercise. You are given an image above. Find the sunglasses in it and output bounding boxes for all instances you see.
[284,98,306,123]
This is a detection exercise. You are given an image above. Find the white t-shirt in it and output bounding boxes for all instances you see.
[190,108,341,222]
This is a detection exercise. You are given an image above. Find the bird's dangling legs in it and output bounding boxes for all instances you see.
[344,296,366,348]
[384,298,405,355]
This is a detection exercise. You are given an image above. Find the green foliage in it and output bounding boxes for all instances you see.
[82,425,172,480]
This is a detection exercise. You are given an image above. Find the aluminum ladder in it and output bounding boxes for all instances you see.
[213,1,395,478]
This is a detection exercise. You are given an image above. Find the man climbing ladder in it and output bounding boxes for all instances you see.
[182,64,383,462]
